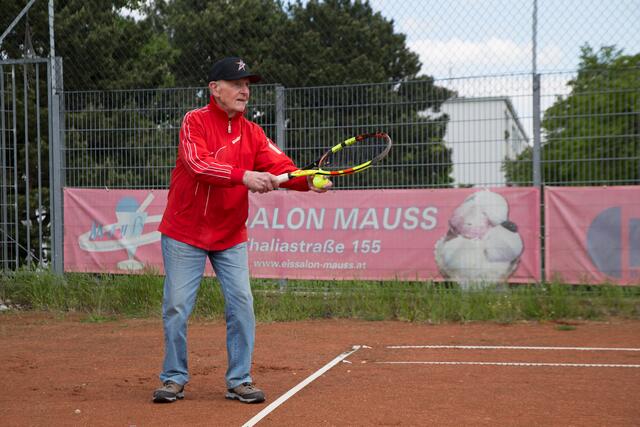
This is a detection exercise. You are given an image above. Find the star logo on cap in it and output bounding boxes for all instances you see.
[236,60,246,71]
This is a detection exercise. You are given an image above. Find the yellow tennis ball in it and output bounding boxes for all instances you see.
[312,175,329,189]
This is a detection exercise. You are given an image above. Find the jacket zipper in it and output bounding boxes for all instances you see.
[227,119,231,134]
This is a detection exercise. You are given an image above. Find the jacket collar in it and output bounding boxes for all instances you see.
[208,95,245,123]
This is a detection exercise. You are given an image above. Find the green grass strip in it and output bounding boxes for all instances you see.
[1,270,639,323]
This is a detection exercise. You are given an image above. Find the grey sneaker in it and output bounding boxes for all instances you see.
[153,380,184,403]
[225,382,265,403]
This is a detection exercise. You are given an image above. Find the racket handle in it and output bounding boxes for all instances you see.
[275,172,291,184]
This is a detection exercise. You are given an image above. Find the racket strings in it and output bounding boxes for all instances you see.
[320,135,390,171]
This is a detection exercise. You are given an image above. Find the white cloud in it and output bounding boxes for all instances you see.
[409,37,565,78]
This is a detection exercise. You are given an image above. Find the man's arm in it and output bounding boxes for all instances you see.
[252,129,333,192]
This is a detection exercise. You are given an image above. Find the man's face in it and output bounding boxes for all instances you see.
[209,78,251,117]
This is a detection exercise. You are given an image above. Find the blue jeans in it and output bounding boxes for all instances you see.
[159,235,255,389]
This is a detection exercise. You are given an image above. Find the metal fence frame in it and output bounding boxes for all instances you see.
[2,0,638,277]
[55,70,639,277]
[2,63,639,278]
[0,56,64,273]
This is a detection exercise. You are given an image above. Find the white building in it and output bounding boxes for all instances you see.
[439,97,529,187]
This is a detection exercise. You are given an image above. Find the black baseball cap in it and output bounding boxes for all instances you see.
[207,57,261,83]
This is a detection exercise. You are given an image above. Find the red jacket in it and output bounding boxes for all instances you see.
[158,96,308,250]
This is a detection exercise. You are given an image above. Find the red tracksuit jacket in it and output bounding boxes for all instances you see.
[158,96,308,250]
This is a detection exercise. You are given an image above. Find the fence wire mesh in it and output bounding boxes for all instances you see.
[2,1,639,87]
[62,70,639,189]
[1,0,639,272]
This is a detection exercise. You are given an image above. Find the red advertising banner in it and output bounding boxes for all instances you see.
[64,187,541,283]
[64,189,168,273]
[545,186,640,285]
[248,188,540,283]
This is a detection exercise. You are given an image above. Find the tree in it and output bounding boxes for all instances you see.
[1,0,177,90]
[148,0,423,87]
[147,0,455,188]
[279,0,422,86]
[145,0,290,86]
[504,45,640,186]
[4,0,456,192]
[56,0,178,90]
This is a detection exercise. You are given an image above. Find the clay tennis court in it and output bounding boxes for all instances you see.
[2,312,639,426]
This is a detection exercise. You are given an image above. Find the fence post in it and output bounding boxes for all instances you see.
[532,74,541,188]
[532,0,544,282]
[0,66,6,269]
[532,73,544,283]
[48,57,64,275]
[531,0,541,188]
[275,85,288,290]
[275,85,286,152]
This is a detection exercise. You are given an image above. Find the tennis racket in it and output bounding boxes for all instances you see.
[275,132,392,185]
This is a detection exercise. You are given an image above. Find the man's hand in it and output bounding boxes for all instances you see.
[243,171,279,193]
[307,175,332,193]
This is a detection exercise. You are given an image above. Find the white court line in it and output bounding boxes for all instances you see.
[242,345,364,427]
[386,345,640,352]
[376,361,640,368]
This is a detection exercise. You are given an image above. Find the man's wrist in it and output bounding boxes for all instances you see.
[231,168,247,185]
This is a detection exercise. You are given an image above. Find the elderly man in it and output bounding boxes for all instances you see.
[153,57,330,404]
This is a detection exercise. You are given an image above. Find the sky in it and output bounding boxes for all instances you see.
[364,0,640,139]
[368,0,639,78]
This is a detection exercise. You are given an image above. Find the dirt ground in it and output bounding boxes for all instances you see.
[1,312,639,426]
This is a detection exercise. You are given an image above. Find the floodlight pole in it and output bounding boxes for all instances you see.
[532,0,541,189]
[531,0,543,283]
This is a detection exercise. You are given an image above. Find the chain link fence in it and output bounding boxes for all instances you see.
[371,0,639,76]
[3,1,639,85]
[1,0,639,272]
[64,80,459,190]
[62,70,639,189]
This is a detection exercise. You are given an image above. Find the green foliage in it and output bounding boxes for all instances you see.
[139,0,455,187]
[504,45,640,186]
[2,0,434,88]
[63,88,197,188]
[3,0,455,193]
[1,0,178,90]
[283,79,455,189]
[281,0,422,86]
[144,0,423,87]
[57,0,178,90]
[147,0,291,86]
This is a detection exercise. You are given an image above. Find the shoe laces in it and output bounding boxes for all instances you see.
[164,381,179,390]
[242,382,256,390]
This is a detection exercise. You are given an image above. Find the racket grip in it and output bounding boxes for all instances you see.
[275,172,290,184]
